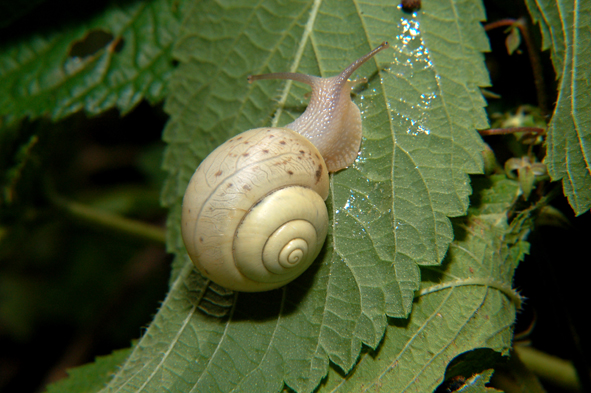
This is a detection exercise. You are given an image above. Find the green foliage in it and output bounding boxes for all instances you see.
[0,0,186,125]
[1,0,589,392]
[525,0,591,215]
[317,175,527,391]
[45,347,133,393]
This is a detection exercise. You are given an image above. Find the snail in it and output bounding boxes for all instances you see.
[181,42,390,292]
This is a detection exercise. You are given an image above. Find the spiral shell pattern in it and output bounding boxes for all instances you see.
[181,128,329,292]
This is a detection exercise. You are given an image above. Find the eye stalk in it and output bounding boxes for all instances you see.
[249,42,390,172]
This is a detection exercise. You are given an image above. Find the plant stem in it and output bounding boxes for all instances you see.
[478,126,545,136]
[514,346,581,391]
[515,18,549,117]
[484,18,549,116]
[49,191,166,244]
[483,18,516,31]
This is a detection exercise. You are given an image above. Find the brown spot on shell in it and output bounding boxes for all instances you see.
[227,183,233,188]
[215,170,223,177]
[199,237,204,243]
[287,170,294,175]
[279,140,286,145]
[315,164,323,183]
[299,150,305,155]
[243,184,251,191]
[263,149,269,154]
[242,153,249,157]
[237,136,243,140]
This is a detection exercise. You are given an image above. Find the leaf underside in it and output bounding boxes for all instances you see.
[525,0,591,215]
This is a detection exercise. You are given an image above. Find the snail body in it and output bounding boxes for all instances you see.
[182,42,389,292]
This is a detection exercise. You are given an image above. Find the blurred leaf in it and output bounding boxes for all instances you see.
[493,348,547,393]
[505,26,521,55]
[535,205,571,228]
[513,346,579,391]
[518,166,536,200]
[504,156,547,200]
[0,0,186,126]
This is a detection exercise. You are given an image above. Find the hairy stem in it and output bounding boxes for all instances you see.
[478,126,546,136]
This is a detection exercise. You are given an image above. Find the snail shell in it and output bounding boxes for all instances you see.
[182,42,390,292]
[182,128,329,292]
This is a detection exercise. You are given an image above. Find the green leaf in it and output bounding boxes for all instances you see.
[526,0,591,215]
[162,0,489,305]
[524,0,566,75]
[317,175,526,392]
[105,0,490,392]
[0,0,186,125]
[505,26,521,55]
[45,346,133,393]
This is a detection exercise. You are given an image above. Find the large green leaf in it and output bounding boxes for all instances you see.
[0,0,185,125]
[162,0,488,311]
[525,0,591,215]
[96,0,491,392]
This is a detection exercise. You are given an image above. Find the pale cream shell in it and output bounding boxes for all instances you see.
[181,127,330,292]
